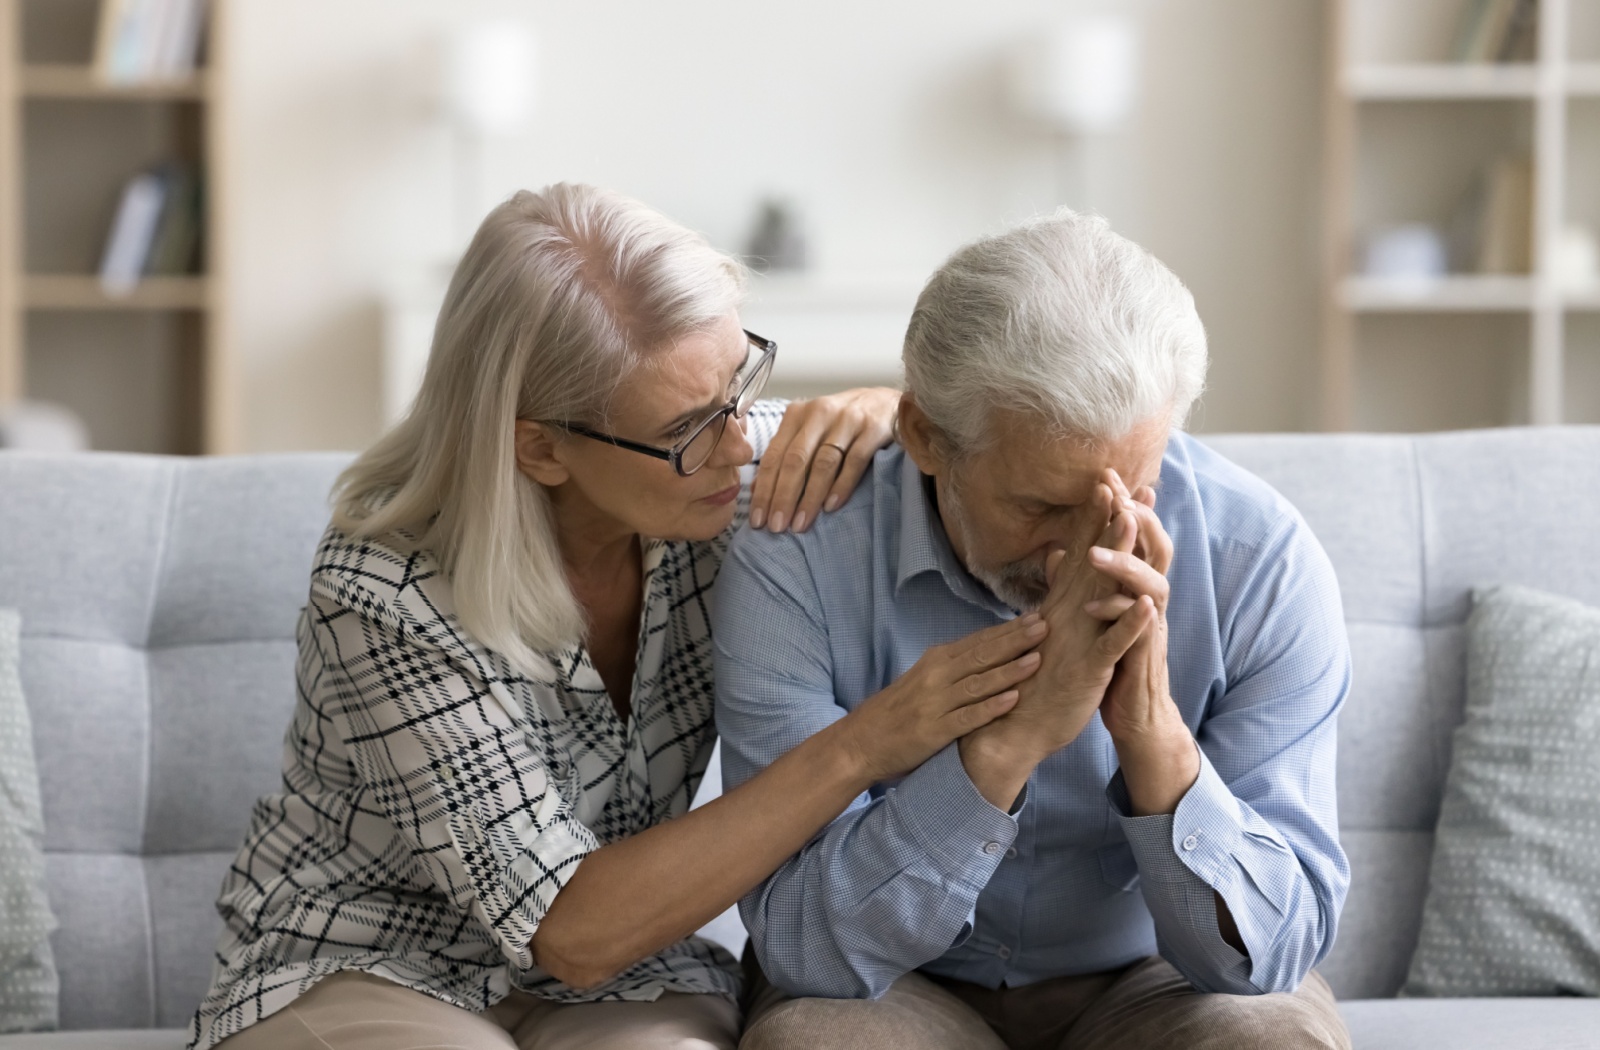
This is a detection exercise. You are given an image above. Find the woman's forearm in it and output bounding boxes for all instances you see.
[530,717,872,989]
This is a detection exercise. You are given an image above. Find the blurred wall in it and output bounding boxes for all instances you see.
[226,0,1323,452]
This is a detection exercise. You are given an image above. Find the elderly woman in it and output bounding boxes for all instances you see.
[187,185,1046,1050]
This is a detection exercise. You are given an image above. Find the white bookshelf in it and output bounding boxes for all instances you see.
[1322,0,1600,429]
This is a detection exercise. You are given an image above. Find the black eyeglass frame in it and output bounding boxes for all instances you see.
[554,330,778,477]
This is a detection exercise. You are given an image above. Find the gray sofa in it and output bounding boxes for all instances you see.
[1,429,1597,1048]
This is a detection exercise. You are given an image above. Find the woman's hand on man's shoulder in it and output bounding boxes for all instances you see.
[749,388,900,534]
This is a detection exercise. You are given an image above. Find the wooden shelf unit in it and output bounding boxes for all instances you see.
[0,0,235,453]
[23,274,211,310]
[1322,0,1600,430]
[20,62,210,100]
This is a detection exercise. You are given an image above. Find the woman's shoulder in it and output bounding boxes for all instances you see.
[308,519,455,641]
[305,518,561,690]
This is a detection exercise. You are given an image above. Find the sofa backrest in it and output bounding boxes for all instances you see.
[1,429,1597,1028]
[1205,428,1600,998]
[0,452,350,1030]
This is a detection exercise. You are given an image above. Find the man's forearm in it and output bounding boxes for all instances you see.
[745,744,1020,998]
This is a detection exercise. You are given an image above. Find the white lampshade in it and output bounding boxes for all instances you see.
[1010,15,1140,134]
[445,20,537,136]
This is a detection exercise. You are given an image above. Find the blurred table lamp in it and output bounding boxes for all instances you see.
[443,19,537,243]
[1009,13,1140,211]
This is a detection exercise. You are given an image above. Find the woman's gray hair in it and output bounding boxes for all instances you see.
[331,183,745,675]
[902,207,1207,455]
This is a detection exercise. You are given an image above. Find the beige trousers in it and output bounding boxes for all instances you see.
[214,970,740,1050]
[741,956,1351,1050]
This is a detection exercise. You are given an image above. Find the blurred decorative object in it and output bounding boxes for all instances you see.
[1363,224,1448,282]
[439,19,537,244]
[1008,14,1140,135]
[1554,225,1600,291]
[0,401,90,451]
[743,199,809,274]
[93,0,210,84]
[1451,0,1538,64]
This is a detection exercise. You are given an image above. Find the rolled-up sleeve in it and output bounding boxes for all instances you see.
[714,529,1016,999]
[305,585,598,970]
[1110,518,1351,995]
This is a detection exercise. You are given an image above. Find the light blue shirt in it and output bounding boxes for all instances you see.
[713,434,1350,999]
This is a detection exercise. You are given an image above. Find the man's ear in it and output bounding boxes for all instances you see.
[897,395,949,478]
[514,420,571,487]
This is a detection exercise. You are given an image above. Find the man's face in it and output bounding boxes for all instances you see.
[919,407,1171,611]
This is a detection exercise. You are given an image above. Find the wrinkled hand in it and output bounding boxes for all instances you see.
[1081,469,1198,815]
[750,388,900,533]
[843,614,1048,783]
[971,483,1150,763]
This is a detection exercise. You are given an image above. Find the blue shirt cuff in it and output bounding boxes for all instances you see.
[1108,745,1254,985]
[892,742,1019,892]
[1109,745,1242,881]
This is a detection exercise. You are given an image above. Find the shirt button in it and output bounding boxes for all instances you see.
[1181,834,1200,851]
[983,841,1003,855]
[440,764,456,782]
[996,945,1012,960]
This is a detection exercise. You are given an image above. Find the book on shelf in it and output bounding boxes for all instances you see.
[1452,0,1538,64]
[1448,155,1534,275]
[92,0,209,85]
[99,164,203,296]
[1477,156,1533,273]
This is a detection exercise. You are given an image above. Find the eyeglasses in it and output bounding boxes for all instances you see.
[555,330,777,477]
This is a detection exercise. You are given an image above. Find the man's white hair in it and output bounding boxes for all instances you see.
[902,208,1207,455]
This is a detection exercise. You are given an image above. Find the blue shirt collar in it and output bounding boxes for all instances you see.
[895,451,1015,616]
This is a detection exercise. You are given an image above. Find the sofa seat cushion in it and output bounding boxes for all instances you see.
[1339,998,1600,1050]
[0,1032,184,1049]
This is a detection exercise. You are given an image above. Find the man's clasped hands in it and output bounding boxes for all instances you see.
[847,468,1202,819]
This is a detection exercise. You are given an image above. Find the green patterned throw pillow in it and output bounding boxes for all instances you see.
[0,608,58,1031]
[1403,585,1600,997]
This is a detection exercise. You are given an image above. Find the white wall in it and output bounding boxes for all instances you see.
[225,0,1324,452]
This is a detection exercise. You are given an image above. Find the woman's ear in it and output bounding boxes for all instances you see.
[896,395,949,478]
[514,420,571,487]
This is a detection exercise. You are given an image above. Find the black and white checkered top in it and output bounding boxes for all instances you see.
[187,402,787,1050]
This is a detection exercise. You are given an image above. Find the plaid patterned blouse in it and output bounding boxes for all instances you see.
[187,402,786,1050]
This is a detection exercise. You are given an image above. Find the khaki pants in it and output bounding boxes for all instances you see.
[741,956,1351,1050]
[215,970,740,1050]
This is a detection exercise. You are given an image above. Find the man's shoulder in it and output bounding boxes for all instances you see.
[1163,431,1308,554]
[726,445,902,573]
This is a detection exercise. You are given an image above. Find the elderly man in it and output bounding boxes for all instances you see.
[712,209,1352,1050]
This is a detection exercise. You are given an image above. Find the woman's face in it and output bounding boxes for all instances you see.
[539,313,757,544]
